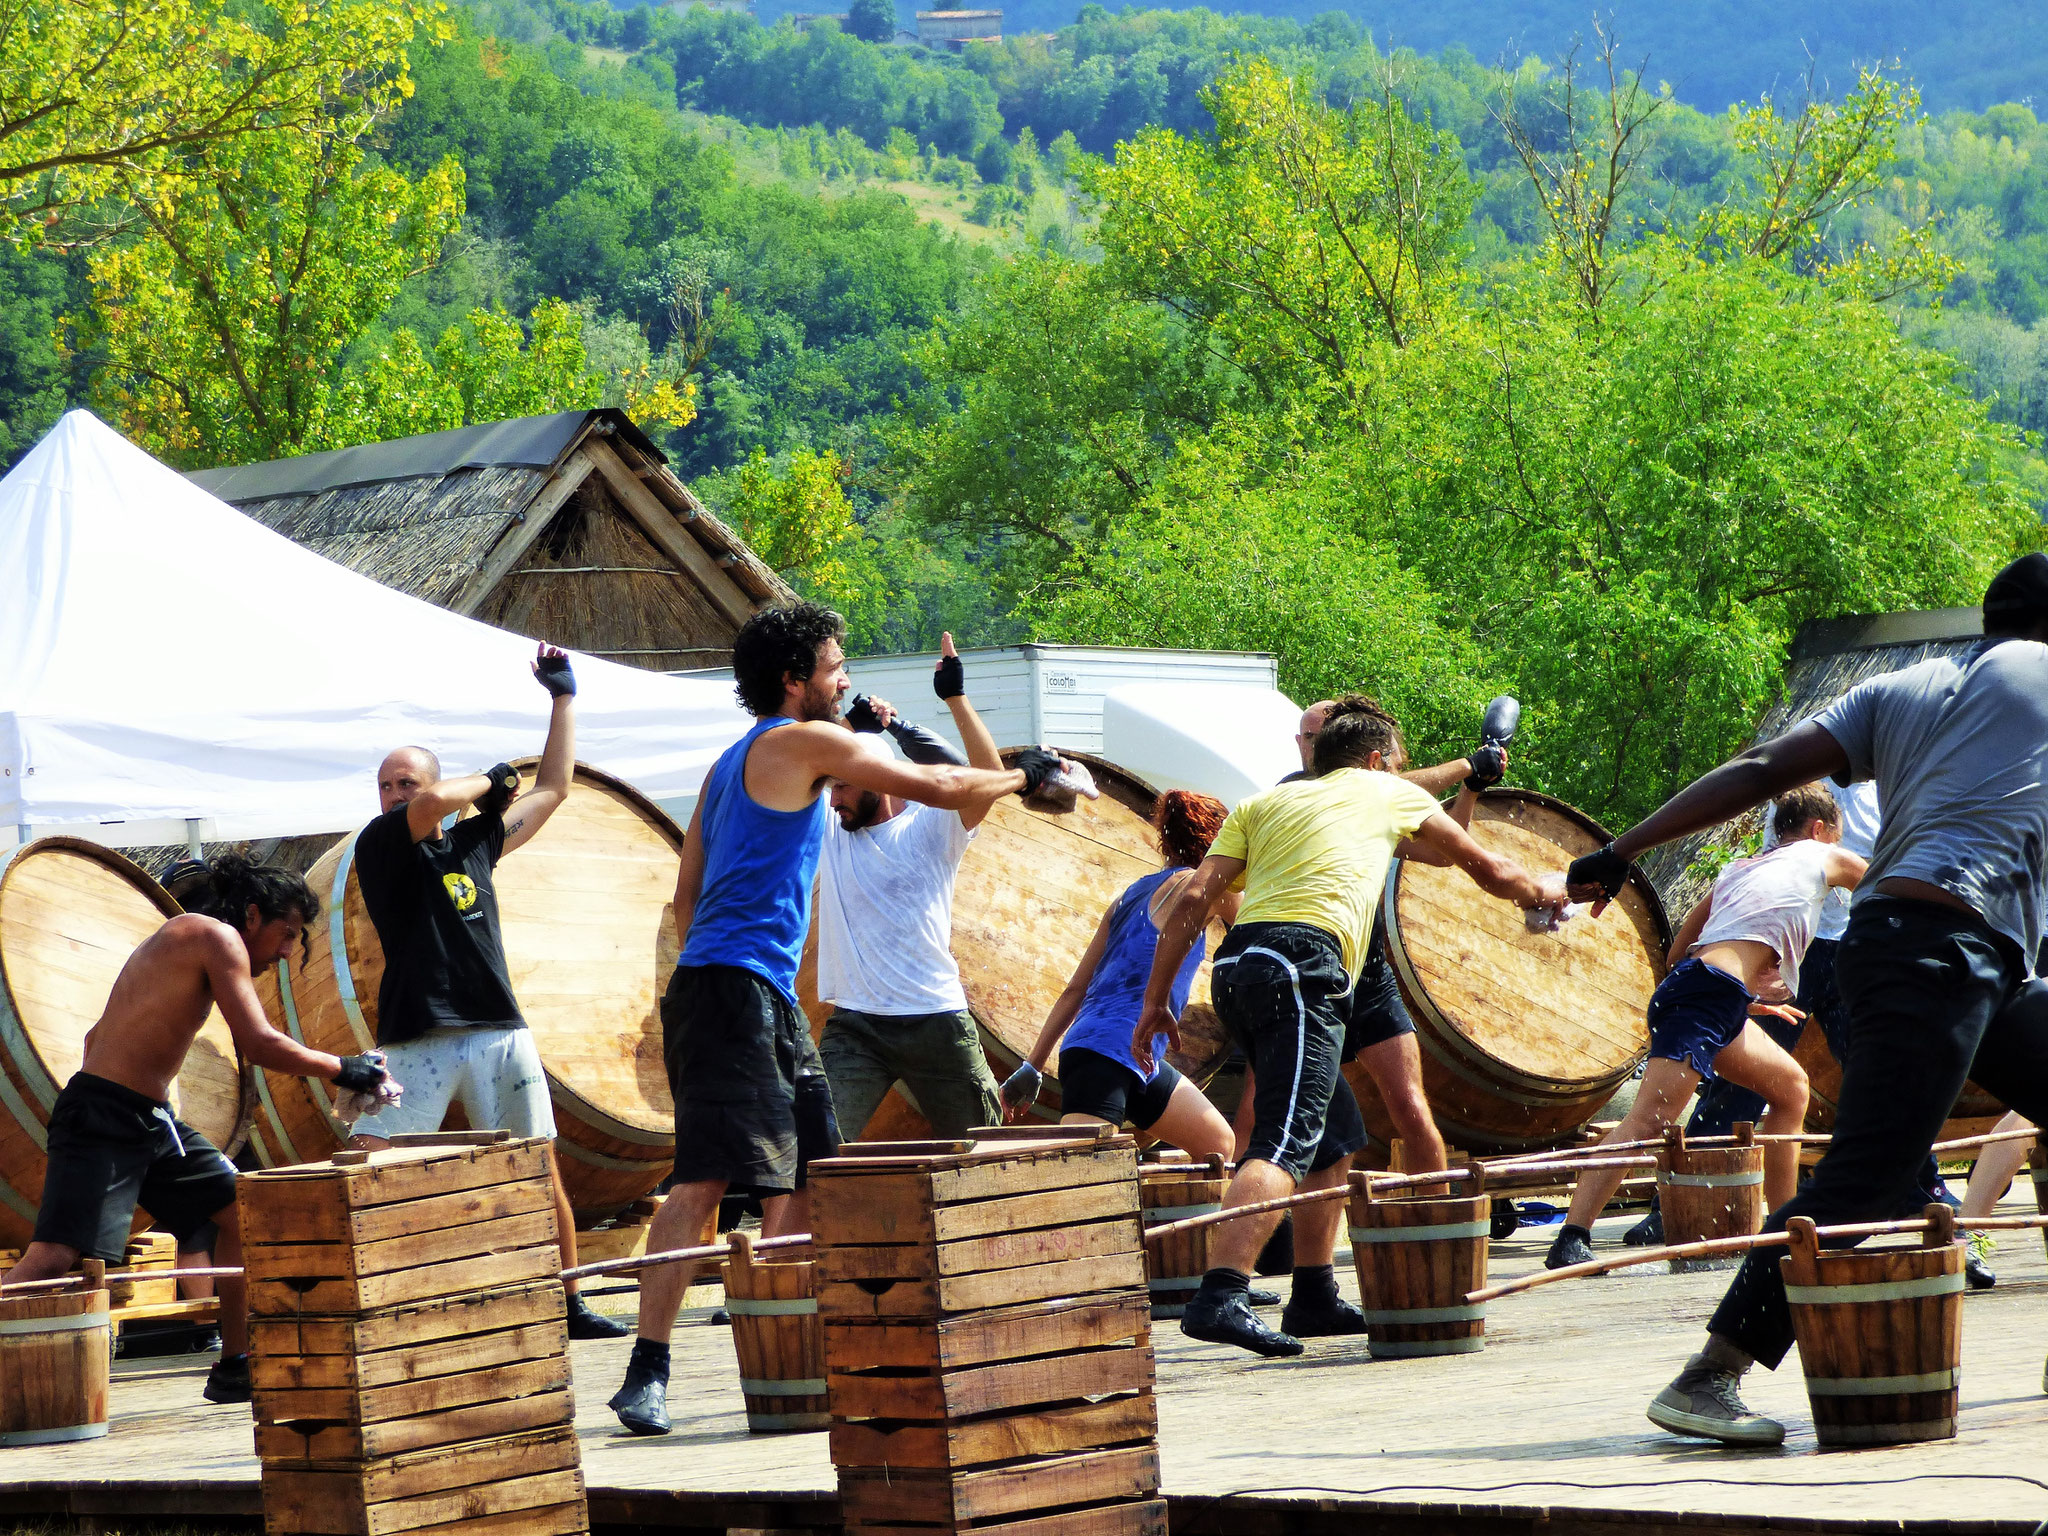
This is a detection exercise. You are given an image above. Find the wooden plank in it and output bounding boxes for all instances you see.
[828,1342,1152,1420]
[248,1244,558,1314]
[244,1207,559,1281]
[929,1147,1138,1206]
[844,1500,1165,1536]
[939,1255,1147,1314]
[830,1396,1158,1472]
[581,437,754,629]
[935,1218,1140,1278]
[249,1284,563,1359]
[838,1447,1159,1526]
[251,1319,569,1393]
[931,1181,1137,1243]
[825,1294,1148,1373]
[253,1355,572,1429]
[254,1390,573,1463]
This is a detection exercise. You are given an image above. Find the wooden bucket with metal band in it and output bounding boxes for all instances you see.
[1358,790,1670,1154]
[250,762,683,1221]
[722,1232,827,1433]
[1783,1206,1965,1448]
[1140,1153,1228,1318]
[0,1263,110,1445]
[795,752,1231,1138]
[1345,1165,1489,1359]
[1657,1123,1764,1258]
[0,838,248,1247]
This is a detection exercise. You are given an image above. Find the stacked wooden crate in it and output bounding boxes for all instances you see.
[239,1136,589,1536]
[811,1126,1163,1536]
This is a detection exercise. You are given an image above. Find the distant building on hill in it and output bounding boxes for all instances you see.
[668,0,752,11]
[788,11,847,30]
[915,9,1000,49]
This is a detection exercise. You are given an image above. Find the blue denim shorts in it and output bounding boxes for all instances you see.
[1647,957,1753,1080]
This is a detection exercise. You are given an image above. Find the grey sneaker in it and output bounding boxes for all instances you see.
[1647,1356,1785,1447]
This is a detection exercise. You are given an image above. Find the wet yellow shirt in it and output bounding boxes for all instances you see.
[1209,768,1444,980]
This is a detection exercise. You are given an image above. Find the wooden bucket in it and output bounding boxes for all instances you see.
[1362,791,1670,1153]
[1140,1154,1228,1318]
[249,762,684,1221]
[0,1263,110,1445]
[1783,1206,1964,1448]
[1792,1018,2003,1147]
[796,752,1231,1137]
[722,1231,826,1433]
[1657,1123,1764,1257]
[1345,1165,1489,1358]
[0,839,248,1247]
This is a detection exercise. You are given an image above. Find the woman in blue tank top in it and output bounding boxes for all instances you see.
[1004,791,1238,1159]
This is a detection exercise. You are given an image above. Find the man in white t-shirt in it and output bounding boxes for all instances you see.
[816,635,1004,1139]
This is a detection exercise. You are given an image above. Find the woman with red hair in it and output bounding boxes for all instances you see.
[1001,790,1237,1158]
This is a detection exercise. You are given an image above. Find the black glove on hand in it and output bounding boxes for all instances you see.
[999,1061,1043,1112]
[844,694,885,733]
[535,652,576,698]
[934,654,965,701]
[477,762,519,820]
[334,1054,388,1094]
[1465,742,1506,793]
[1014,748,1062,797]
[1567,843,1632,902]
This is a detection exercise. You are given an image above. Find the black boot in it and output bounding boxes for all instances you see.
[567,1291,631,1340]
[608,1339,672,1435]
[1181,1270,1303,1358]
[1544,1224,1595,1270]
[202,1351,251,1404]
[1623,1204,1664,1247]
[1280,1264,1366,1337]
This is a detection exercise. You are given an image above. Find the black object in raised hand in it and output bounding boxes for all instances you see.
[845,694,886,733]
[1013,748,1062,796]
[334,1053,389,1093]
[477,762,519,819]
[1481,694,1520,747]
[534,648,577,698]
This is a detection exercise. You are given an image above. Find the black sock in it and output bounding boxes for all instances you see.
[629,1337,671,1374]
[1560,1223,1592,1243]
[1291,1263,1339,1305]
[1196,1267,1250,1303]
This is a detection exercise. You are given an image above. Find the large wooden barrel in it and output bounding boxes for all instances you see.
[1657,1124,1764,1257]
[250,763,683,1221]
[1793,1018,2004,1145]
[797,752,1231,1139]
[1783,1207,1964,1447]
[1346,1169,1490,1358]
[722,1232,826,1433]
[0,839,247,1247]
[1140,1153,1228,1318]
[0,1269,110,1445]
[1359,789,1670,1154]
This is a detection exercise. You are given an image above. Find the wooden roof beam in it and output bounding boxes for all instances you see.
[447,451,597,618]
[581,437,758,630]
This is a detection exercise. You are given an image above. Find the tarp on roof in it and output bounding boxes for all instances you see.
[0,412,748,842]
[184,409,662,503]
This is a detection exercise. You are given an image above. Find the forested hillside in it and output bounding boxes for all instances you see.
[5,0,2044,827]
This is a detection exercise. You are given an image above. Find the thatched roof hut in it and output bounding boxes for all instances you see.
[188,410,794,671]
[1638,605,1983,915]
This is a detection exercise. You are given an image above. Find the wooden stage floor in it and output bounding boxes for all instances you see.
[7,1188,2046,1535]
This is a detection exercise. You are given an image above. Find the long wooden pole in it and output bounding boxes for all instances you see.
[560,1231,810,1284]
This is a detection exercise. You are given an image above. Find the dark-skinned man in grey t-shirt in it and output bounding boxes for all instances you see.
[1564,551,2048,1447]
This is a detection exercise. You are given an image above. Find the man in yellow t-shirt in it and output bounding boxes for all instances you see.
[1135,700,1563,1357]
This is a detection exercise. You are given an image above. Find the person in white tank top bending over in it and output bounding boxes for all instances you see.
[1545,784,1865,1269]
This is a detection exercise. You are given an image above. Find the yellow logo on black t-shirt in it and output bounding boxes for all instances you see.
[442,872,479,913]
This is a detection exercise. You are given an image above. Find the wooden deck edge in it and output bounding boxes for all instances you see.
[0,1481,2032,1535]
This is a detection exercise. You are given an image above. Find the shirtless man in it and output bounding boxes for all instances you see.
[2,856,390,1404]
[610,601,1072,1434]
[1546,783,1863,1268]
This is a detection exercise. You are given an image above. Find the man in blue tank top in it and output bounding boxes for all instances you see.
[611,602,1068,1435]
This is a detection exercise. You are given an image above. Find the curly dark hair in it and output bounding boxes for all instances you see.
[1313,696,1404,774]
[187,853,319,964]
[1771,783,1840,841]
[1153,790,1229,869]
[731,602,848,717]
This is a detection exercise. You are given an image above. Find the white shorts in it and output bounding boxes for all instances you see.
[367,1027,557,1141]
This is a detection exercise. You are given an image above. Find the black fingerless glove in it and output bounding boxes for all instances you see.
[844,694,885,733]
[535,652,576,698]
[1465,741,1506,792]
[1014,748,1061,796]
[477,762,519,820]
[1567,843,1632,901]
[934,654,965,700]
[334,1054,387,1093]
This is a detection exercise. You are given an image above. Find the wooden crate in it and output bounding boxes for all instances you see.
[809,1132,1144,1321]
[817,1130,1158,1535]
[240,1141,587,1536]
[108,1231,179,1307]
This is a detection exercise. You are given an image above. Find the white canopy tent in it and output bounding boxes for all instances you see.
[0,412,752,847]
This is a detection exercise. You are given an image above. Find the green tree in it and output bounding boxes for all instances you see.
[846,0,896,46]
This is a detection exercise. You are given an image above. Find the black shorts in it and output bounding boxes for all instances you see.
[1211,922,1349,1181]
[1307,1071,1368,1173]
[33,1072,237,1262]
[1343,912,1416,1060]
[1057,1047,1183,1130]
[663,964,842,1198]
[1647,958,1753,1080]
